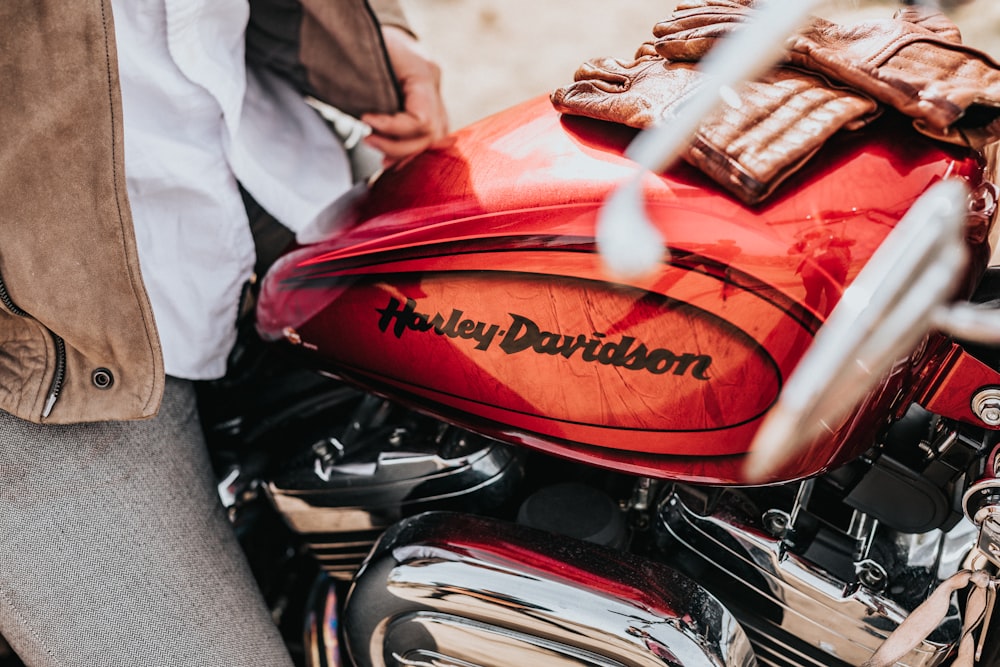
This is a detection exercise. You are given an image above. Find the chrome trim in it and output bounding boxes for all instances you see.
[657,488,963,667]
[342,512,756,667]
[266,421,522,579]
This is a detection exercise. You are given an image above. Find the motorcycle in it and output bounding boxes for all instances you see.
[212,6,1000,667]
[5,3,1000,667]
[219,100,1000,667]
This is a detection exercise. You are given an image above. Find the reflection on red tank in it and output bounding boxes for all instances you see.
[257,96,991,484]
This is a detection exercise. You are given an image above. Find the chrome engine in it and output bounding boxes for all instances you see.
[299,487,974,667]
[203,363,981,667]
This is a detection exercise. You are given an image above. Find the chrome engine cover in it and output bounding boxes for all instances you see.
[264,395,523,580]
[339,512,756,667]
[655,485,973,667]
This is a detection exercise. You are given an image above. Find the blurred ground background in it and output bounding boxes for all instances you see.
[399,0,1000,130]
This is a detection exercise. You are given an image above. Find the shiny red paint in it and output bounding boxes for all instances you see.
[257,95,993,484]
[916,339,1000,425]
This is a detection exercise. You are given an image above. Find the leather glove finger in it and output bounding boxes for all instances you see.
[894,6,962,43]
[652,1,756,62]
[551,55,704,129]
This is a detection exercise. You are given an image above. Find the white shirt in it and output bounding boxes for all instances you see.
[112,0,354,379]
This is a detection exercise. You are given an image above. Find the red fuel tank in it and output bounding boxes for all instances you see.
[256,95,991,484]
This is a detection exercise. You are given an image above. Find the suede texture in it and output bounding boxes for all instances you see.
[0,0,164,424]
[247,0,412,117]
[300,0,405,116]
[247,0,409,117]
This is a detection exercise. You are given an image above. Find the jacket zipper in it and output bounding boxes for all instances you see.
[0,273,68,419]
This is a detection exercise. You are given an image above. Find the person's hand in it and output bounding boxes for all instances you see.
[361,26,450,165]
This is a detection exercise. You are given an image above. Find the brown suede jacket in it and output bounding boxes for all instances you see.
[0,0,408,424]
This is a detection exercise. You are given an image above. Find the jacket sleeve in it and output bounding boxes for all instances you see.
[246,0,404,118]
[368,0,413,35]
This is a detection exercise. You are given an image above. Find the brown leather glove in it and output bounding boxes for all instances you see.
[787,15,1000,147]
[551,49,879,204]
[654,2,1000,148]
[653,2,961,61]
[550,44,699,129]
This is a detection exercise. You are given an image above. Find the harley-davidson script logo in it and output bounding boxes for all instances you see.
[375,297,712,379]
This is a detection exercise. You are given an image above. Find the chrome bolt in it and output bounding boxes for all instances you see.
[973,388,1000,426]
[856,560,888,591]
[762,509,790,538]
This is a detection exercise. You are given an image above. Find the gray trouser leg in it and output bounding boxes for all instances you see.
[0,377,294,667]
